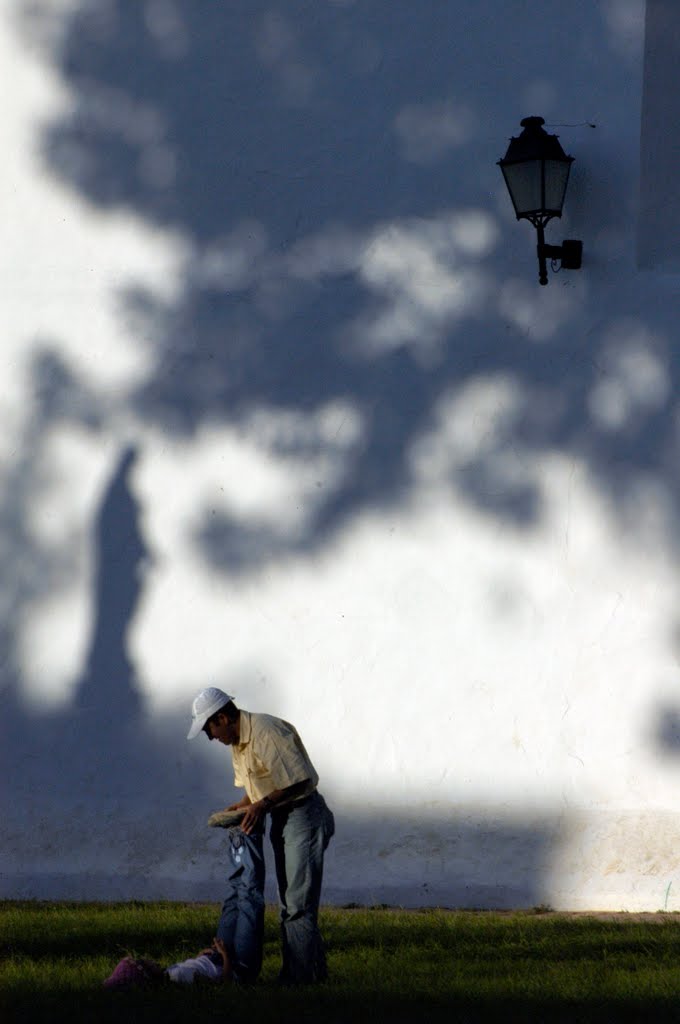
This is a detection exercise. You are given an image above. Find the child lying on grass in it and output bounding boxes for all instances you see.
[103,936,231,989]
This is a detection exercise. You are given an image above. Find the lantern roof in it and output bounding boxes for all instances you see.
[499,116,573,166]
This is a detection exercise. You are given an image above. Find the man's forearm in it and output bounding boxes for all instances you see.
[240,779,312,834]
[261,779,310,810]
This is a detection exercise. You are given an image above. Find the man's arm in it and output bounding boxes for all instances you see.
[240,779,311,834]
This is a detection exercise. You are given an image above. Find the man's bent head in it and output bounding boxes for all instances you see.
[187,687,235,740]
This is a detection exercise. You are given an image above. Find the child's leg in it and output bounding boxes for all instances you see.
[216,826,265,982]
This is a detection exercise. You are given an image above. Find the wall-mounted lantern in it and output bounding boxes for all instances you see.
[498,116,582,285]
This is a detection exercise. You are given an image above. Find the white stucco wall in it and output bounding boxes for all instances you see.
[4,0,680,911]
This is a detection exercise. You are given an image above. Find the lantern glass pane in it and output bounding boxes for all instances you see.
[501,160,544,216]
[543,159,571,214]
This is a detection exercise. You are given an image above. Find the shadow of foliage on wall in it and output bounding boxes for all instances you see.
[4,0,680,903]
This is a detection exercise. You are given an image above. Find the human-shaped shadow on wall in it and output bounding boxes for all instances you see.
[62,442,169,811]
[74,444,145,719]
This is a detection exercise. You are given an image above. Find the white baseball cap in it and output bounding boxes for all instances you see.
[187,687,235,740]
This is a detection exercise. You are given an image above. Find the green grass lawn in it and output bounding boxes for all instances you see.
[4,902,680,1023]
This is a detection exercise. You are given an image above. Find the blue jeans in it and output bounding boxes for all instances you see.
[215,826,265,982]
[269,791,335,984]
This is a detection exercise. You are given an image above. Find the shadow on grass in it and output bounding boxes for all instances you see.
[6,906,680,1022]
[7,902,680,963]
[8,983,680,1024]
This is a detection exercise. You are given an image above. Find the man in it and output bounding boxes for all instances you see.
[188,686,335,984]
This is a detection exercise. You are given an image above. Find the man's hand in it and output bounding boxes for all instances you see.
[240,799,267,835]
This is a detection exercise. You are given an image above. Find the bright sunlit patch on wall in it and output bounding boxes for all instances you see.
[124,356,680,806]
[498,275,586,342]
[18,428,121,707]
[1,5,188,401]
[448,210,499,256]
[18,587,90,707]
[223,453,679,807]
[133,401,365,706]
[139,400,364,548]
[407,373,537,512]
[352,210,497,361]
[25,427,113,548]
[409,374,524,481]
[588,318,669,431]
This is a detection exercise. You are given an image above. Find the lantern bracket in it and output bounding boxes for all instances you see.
[537,236,583,285]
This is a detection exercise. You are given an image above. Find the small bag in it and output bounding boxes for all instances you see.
[103,955,166,989]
